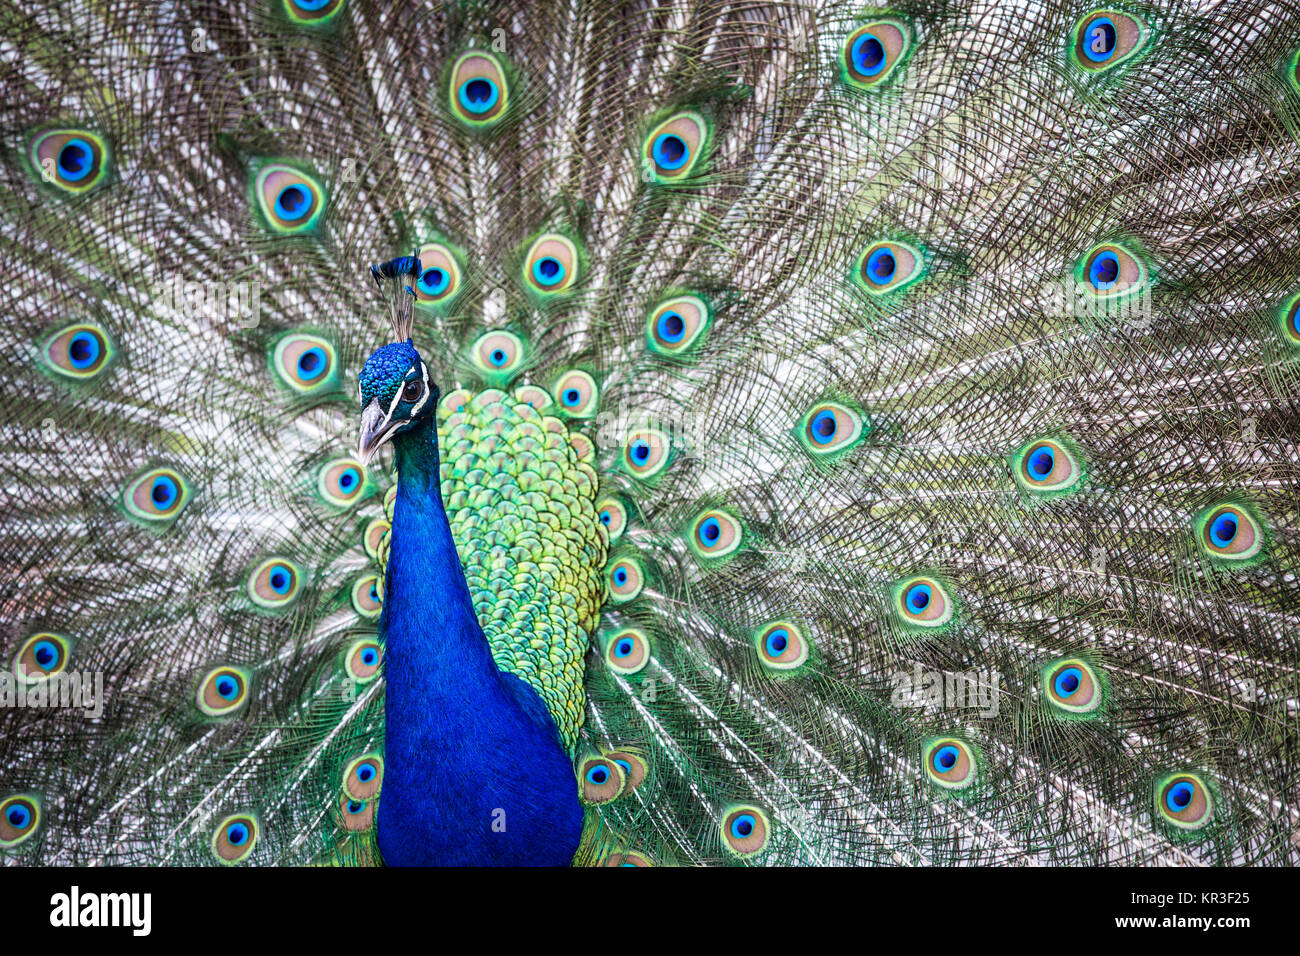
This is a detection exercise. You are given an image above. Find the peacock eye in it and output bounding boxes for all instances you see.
[402,380,424,403]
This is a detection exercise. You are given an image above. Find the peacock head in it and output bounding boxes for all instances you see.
[356,340,439,464]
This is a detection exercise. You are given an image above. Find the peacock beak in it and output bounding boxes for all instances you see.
[357,398,401,465]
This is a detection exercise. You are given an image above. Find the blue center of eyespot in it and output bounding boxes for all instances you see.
[586,765,608,785]
[347,800,364,813]
[419,267,449,296]
[1028,447,1055,479]
[810,410,838,444]
[1054,667,1082,698]
[275,184,310,222]
[615,638,634,658]
[338,468,359,492]
[657,310,686,343]
[599,510,611,525]
[1083,17,1117,62]
[906,583,931,612]
[58,139,93,181]
[1166,781,1194,812]
[1210,513,1238,547]
[369,583,378,602]
[357,764,375,782]
[293,0,332,10]
[698,516,722,546]
[933,745,959,772]
[297,347,326,380]
[613,567,628,586]
[563,388,581,407]
[361,648,378,666]
[216,676,239,700]
[1089,251,1120,290]
[489,348,508,367]
[33,640,58,670]
[765,629,789,657]
[151,475,178,508]
[269,566,292,595]
[532,256,564,286]
[730,814,756,840]
[6,805,31,828]
[459,78,500,114]
[226,823,249,846]
[851,33,886,76]
[866,247,896,284]
[652,133,689,171]
[631,442,650,464]
[68,331,100,368]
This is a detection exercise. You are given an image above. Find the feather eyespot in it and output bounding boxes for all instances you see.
[642,111,709,182]
[603,750,648,792]
[449,51,509,127]
[578,755,626,804]
[13,633,71,684]
[606,559,645,604]
[1010,438,1084,495]
[646,294,711,356]
[1079,242,1147,296]
[272,332,337,393]
[754,621,809,671]
[253,163,325,234]
[1072,10,1145,70]
[924,738,977,791]
[247,558,302,610]
[1194,503,1265,564]
[841,19,911,88]
[42,322,114,379]
[351,574,383,618]
[621,427,670,479]
[892,575,955,629]
[343,754,384,801]
[605,850,653,867]
[197,666,250,717]
[1042,658,1103,715]
[122,467,191,525]
[552,370,598,418]
[721,805,770,858]
[413,241,463,308]
[317,458,367,508]
[339,794,374,831]
[604,628,650,674]
[345,639,383,683]
[688,509,743,561]
[212,814,258,864]
[363,518,389,560]
[798,401,867,457]
[1278,291,1300,346]
[0,794,41,848]
[1155,772,1214,831]
[855,240,923,294]
[522,233,580,296]
[595,497,628,543]
[470,330,527,380]
[28,128,110,194]
[283,0,345,25]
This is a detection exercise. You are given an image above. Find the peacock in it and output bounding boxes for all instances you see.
[1,0,1299,868]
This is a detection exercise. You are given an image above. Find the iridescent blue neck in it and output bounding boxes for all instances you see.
[375,413,583,866]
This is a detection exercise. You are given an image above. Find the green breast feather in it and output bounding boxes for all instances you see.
[376,385,607,752]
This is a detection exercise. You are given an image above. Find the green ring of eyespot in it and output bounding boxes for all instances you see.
[0,793,42,848]
[41,322,115,380]
[211,813,259,864]
[282,0,346,26]
[247,557,303,610]
[122,467,192,526]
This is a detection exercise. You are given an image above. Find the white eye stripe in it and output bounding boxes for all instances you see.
[409,361,431,417]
